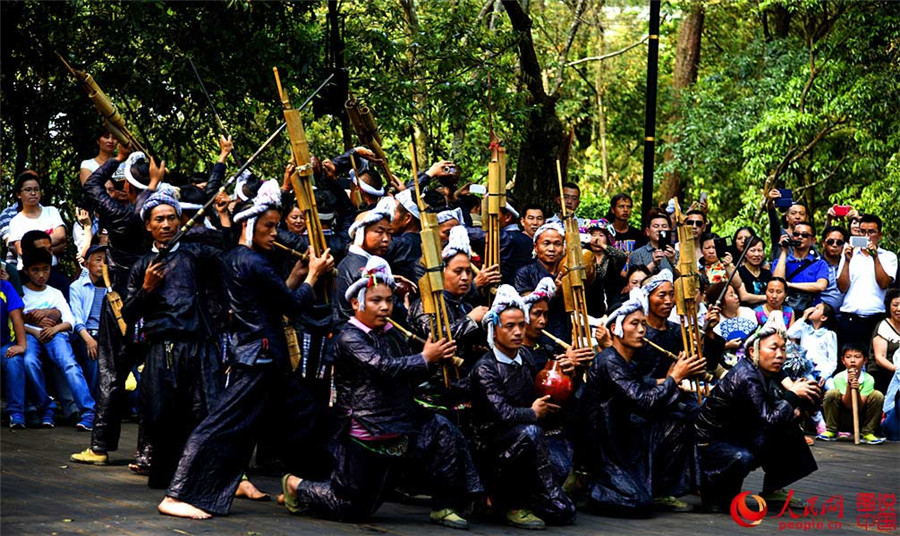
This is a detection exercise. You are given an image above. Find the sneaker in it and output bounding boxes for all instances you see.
[816,420,827,436]
[861,434,885,445]
[654,495,692,512]
[9,413,26,430]
[506,509,545,530]
[816,431,837,441]
[75,411,94,431]
[805,436,815,446]
[761,489,805,509]
[837,431,852,439]
[429,508,469,530]
[41,405,56,428]
[70,448,109,466]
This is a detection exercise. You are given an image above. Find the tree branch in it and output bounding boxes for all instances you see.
[550,0,587,96]
[564,35,649,67]
[794,155,847,194]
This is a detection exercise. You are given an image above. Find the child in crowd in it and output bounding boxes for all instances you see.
[787,302,838,436]
[817,344,885,444]
[1,277,28,428]
[68,244,109,396]
[20,249,95,430]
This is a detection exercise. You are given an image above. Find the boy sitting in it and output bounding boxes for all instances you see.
[20,249,95,430]
[817,343,885,444]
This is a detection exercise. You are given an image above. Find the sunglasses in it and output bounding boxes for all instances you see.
[825,239,845,246]
[685,220,705,227]
[792,232,813,238]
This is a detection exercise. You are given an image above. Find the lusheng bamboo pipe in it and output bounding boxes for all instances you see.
[542,329,572,350]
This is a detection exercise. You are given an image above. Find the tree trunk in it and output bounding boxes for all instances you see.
[660,3,704,205]
[399,0,429,161]
[771,3,792,38]
[327,0,352,149]
[502,0,567,211]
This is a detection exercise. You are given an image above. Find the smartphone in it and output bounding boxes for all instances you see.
[775,188,793,209]
[833,204,851,217]
[657,230,671,250]
[469,184,486,196]
[850,236,869,248]
[714,237,732,260]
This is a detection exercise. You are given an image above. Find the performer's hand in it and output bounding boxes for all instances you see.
[393,275,418,297]
[142,261,166,293]
[5,344,25,358]
[322,159,337,181]
[466,306,489,324]
[670,353,705,383]
[306,248,334,286]
[218,135,233,162]
[705,305,721,330]
[474,264,501,288]
[353,147,382,164]
[789,377,822,403]
[214,192,230,215]
[565,346,595,369]
[422,335,456,364]
[115,142,132,161]
[593,324,612,348]
[148,157,166,191]
[283,164,296,191]
[532,395,560,419]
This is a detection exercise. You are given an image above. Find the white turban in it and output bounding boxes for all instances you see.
[482,284,527,349]
[233,180,282,244]
[344,256,396,311]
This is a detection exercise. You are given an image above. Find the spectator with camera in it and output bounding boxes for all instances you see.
[772,221,829,314]
[837,214,897,351]
[628,212,676,275]
[818,226,849,313]
[766,188,810,260]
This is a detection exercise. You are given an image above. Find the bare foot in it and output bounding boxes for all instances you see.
[158,497,212,519]
[277,494,285,505]
[235,479,270,501]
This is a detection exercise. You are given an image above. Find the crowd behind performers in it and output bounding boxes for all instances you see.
[1,129,899,528]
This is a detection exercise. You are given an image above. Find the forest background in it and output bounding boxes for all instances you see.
[2,0,898,250]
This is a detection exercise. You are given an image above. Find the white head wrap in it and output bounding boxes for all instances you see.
[521,277,556,318]
[123,151,150,190]
[605,297,645,338]
[642,268,674,299]
[233,179,282,244]
[532,221,565,244]
[344,256,396,311]
[348,196,395,246]
[503,202,520,220]
[441,225,472,261]
[437,207,465,225]
[140,183,181,220]
[482,284,527,349]
[395,189,420,220]
[233,169,254,201]
[743,316,788,366]
[350,168,385,197]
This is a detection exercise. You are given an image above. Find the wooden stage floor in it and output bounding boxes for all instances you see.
[1,422,897,535]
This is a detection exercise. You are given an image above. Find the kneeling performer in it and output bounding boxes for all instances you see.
[282,256,482,529]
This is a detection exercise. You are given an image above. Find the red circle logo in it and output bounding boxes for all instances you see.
[730,491,768,528]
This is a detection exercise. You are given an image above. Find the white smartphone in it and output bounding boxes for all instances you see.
[850,236,869,248]
[469,184,486,195]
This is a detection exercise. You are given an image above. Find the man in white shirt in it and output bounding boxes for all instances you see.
[837,214,897,351]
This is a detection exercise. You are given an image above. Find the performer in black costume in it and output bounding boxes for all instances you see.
[332,197,395,325]
[470,285,577,529]
[696,319,822,512]
[282,256,482,529]
[512,222,570,342]
[581,297,706,517]
[630,269,685,380]
[386,189,425,282]
[122,185,224,489]
[158,180,334,519]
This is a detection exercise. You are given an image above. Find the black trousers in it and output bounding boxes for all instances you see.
[698,424,818,509]
[166,363,284,515]
[140,338,219,489]
[294,413,483,522]
[481,424,576,525]
[91,303,144,453]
